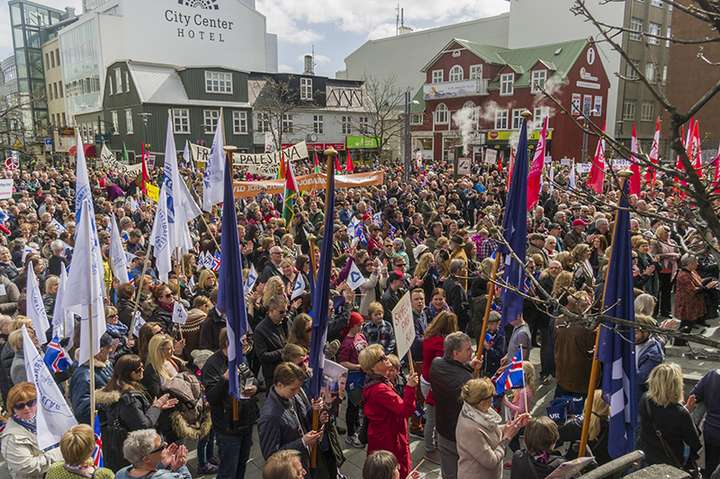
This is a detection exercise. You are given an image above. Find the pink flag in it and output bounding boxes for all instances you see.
[506,147,515,192]
[646,118,660,187]
[527,117,549,210]
[587,136,606,194]
[692,120,704,179]
[629,123,642,195]
[713,143,720,192]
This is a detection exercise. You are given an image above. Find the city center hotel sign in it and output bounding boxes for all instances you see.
[164,0,235,43]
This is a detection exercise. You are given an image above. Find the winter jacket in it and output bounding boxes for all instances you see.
[45,462,114,479]
[258,386,311,463]
[69,358,113,425]
[198,308,225,351]
[254,317,288,385]
[0,418,63,479]
[638,393,701,467]
[636,338,664,390]
[201,349,259,435]
[359,272,386,317]
[429,356,473,442]
[510,450,565,479]
[455,403,507,479]
[10,350,26,386]
[362,375,416,479]
[179,308,205,361]
[443,276,469,331]
[150,305,174,333]
[554,319,595,395]
[116,297,136,329]
[421,336,445,406]
[0,341,15,401]
[0,275,19,315]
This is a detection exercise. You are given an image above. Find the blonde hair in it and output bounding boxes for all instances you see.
[8,330,23,352]
[198,269,216,290]
[522,361,536,397]
[44,275,60,292]
[460,378,494,406]
[368,301,384,318]
[262,276,286,307]
[647,363,683,407]
[60,424,95,466]
[359,344,385,373]
[414,252,434,279]
[387,354,400,370]
[635,314,657,328]
[146,334,175,381]
[552,271,574,298]
[634,294,657,316]
[11,316,32,331]
[588,390,610,441]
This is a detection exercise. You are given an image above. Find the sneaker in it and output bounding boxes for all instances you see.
[197,464,219,475]
[423,450,440,465]
[345,434,364,448]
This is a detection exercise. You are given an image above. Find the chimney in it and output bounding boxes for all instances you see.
[65,7,76,17]
[303,55,314,75]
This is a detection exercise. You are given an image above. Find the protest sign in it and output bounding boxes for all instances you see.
[0,179,13,199]
[391,292,415,361]
[233,141,309,177]
[233,170,384,199]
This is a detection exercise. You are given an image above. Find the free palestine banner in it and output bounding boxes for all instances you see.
[233,170,385,199]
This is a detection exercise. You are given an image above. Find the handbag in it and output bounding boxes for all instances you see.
[643,398,700,479]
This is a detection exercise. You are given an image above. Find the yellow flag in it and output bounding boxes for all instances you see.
[146,182,159,202]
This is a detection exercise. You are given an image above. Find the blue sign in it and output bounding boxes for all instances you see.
[44,138,53,145]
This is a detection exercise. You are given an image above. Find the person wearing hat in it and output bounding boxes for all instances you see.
[527,233,548,268]
[69,332,117,425]
[564,218,588,250]
[449,235,468,265]
[338,311,367,447]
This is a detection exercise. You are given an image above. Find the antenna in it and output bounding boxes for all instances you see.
[401,8,404,29]
[311,44,316,72]
[396,1,400,36]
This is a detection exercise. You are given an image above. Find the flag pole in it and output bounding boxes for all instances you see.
[88,234,97,430]
[578,169,633,457]
[128,244,153,340]
[474,253,501,376]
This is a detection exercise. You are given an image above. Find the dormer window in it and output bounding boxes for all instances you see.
[531,70,547,94]
[300,78,313,100]
[500,73,514,96]
[205,71,233,94]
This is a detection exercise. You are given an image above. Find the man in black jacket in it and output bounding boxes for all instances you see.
[254,296,289,385]
[444,259,470,332]
[201,328,259,479]
[429,331,480,479]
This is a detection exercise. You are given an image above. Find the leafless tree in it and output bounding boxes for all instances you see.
[358,76,406,158]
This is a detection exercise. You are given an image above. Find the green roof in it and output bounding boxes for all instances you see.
[453,38,590,88]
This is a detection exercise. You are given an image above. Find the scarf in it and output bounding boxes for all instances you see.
[64,462,97,478]
[13,415,37,434]
[459,401,502,430]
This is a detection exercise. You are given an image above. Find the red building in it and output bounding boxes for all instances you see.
[410,38,610,164]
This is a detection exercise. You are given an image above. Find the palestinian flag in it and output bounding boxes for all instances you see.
[313,149,321,174]
[282,158,299,224]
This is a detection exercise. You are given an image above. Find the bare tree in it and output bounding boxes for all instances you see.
[358,76,406,159]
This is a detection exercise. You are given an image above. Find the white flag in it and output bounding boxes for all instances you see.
[291,273,306,300]
[132,311,145,337]
[162,112,189,255]
[179,176,202,222]
[51,268,74,346]
[569,161,577,190]
[347,261,367,291]
[202,112,225,211]
[172,302,188,325]
[244,264,258,291]
[21,326,77,449]
[150,184,172,283]
[64,198,106,365]
[74,130,94,224]
[548,162,555,195]
[109,214,130,284]
[183,139,193,171]
[27,266,49,345]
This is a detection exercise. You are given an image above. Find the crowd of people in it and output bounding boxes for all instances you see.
[0,150,716,479]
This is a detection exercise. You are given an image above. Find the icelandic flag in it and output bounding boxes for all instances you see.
[291,273,306,300]
[598,182,638,458]
[92,415,103,467]
[346,261,366,291]
[202,111,225,211]
[217,153,248,399]
[244,264,258,292]
[500,116,529,327]
[309,154,336,398]
[493,349,525,395]
[43,337,72,374]
[211,251,221,272]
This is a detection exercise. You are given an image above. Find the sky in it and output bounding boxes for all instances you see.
[0,0,510,77]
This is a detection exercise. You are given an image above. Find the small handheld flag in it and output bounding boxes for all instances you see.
[291,273,306,300]
[493,349,525,395]
[43,337,72,374]
[92,415,103,467]
[346,261,367,291]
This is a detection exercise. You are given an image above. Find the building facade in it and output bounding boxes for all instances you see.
[41,36,75,154]
[100,61,253,162]
[411,38,610,163]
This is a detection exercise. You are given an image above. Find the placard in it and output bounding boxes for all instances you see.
[0,179,13,199]
[233,170,385,199]
[391,292,415,361]
[484,149,498,165]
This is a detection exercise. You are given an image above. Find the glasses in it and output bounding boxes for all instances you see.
[148,441,168,455]
[13,399,36,411]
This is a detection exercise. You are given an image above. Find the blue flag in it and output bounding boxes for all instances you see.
[217,156,248,400]
[43,337,72,374]
[500,119,529,326]
[309,161,335,398]
[598,183,637,458]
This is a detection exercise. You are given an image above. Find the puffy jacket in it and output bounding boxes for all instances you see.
[0,418,63,479]
[429,356,473,442]
[637,338,664,390]
[69,359,113,425]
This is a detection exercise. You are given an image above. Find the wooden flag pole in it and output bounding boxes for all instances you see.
[578,170,633,457]
[474,253,502,377]
[128,244,152,341]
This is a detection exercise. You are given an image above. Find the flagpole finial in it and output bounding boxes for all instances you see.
[324,146,338,158]
[520,110,533,121]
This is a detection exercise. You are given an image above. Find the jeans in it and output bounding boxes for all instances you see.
[346,400,360,436]
[438,435,458,479]
[216,429,253,479]
[420,379,436,453]
[197,429,215,467]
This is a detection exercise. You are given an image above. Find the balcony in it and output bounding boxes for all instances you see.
[423,79,488,100]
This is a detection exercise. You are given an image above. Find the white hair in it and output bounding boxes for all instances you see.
[123,429,160,465]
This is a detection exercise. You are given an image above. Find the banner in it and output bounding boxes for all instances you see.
[190,143,211,165]
[484,149,498,165]
[0,179,13,199]
[391,292,415,361]
[233,170,385,199]
[100,144,143,174]
[233,141,309,177]
[146,182,159,202]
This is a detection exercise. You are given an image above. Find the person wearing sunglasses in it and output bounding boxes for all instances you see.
[0,382,63,479]
[116,429,190,479]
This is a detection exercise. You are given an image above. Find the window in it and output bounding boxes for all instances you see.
[124,70,130,93]
[47,85,52,100]
[232,111,248,135]
[341,115,352,134]
[255,112,270,133]
[625,60,639,80]
[495,109,508,129]
[431,70,443,84]
[50,51,55,68]
[662,65,668,82]
[630,17,643,41]
[115,68,122,94]
[500,73,514,96]
[511,109,523,129]
[358,116,369,133]
[434,104,449,125]
[172,109,190,134]
[645,63,656,82]
[449,65,464,82]
[203,110,220,134]
[55,50,60,67]
[571,93,581,115]
[410,113,423,125]
[647,23,661,45]
[53,83,58,99]
[583,95,593,116]
[282,113,294,133]
[44,53,49,70]
[531,70,547,94]
[469,64,483,80]
[593,96,603,116]
[534,106,550,125]
[641,102,655,121]
[58,83,63,98]
[300,78,313,100]
[108,76,114,96]
[313,114,324,134]
[205,71,233,94]
[666,27,671,47]
[111,111,119,135]
[62,113,66,126]
[623,100,636,120]
[125,109,134,135]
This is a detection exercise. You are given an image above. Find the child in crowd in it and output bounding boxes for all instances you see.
[482,311,504,377]
[510,417,566,479]
[362,302,396,354]
[504,361,536,452]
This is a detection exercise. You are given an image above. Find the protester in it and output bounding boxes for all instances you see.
[263,449,307,479]
[510,417,564,479]
[46,425,115,479]
[69,332,115,425]
[115,430,190,479]
[362,450,400,479]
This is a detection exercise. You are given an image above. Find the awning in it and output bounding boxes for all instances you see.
[68,143,98,157]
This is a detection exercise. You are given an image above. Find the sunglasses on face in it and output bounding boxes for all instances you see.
[148,441,168,455]
[14,399,36,411]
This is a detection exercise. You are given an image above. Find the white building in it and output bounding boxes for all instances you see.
[59,0,278,125]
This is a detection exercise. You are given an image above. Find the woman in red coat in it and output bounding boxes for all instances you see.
[360,344,418,479]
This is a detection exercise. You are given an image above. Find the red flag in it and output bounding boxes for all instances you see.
[345,149,354,172]
[335,153,342,173]
[498,151,503,173]
[646,118,660,187]
[692,120,703,178]
[713,143,720,192]
[629,124,641,195]
[587,136,606,194]
[506,147,515,192]
[527,117,549,210]
[140,143,149,195]
[313,149,321,174]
